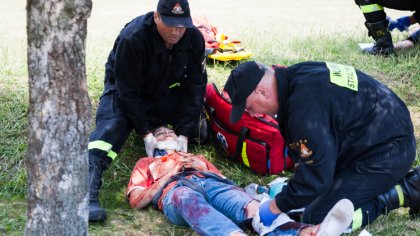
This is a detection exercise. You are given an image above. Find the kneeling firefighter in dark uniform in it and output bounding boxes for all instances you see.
[225,61,419,232]
[88,0,208,222]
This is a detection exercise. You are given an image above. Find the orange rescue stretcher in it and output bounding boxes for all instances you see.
[193,17,252,62]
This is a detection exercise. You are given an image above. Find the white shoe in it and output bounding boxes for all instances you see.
[317,199,354,236]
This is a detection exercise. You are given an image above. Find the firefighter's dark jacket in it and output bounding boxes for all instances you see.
[274,61,414,213]
[104,12,207,137]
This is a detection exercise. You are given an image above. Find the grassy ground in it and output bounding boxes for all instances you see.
[0,0,419,235]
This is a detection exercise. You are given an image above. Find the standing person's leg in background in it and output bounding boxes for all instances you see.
[355,0,393,55]
[355,0,418,55]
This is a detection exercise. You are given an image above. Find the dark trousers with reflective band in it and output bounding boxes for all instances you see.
[302,135,416,230]
[354,0,419,23]
[88,89,181,161]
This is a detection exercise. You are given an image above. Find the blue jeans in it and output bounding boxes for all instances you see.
[162,175,253,236]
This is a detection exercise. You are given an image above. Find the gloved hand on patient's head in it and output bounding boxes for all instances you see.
[178,135,188,152]
[143,133,158,157]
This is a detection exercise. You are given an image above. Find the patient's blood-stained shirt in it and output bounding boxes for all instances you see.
[126,152,225,210]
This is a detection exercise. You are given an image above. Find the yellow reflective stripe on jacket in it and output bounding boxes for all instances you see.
[169,82,181,89]
[352,208,363,230]
[360,4,383,13]
[241,142,250,167]
[88,140,118,160]
[395,185,404,206]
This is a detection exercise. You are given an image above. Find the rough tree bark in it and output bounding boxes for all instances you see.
[26,0,92,235]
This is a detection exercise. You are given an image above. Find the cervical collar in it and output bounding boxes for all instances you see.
[156,139,179,150]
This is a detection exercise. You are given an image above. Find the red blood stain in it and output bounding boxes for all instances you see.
[172,187,210,222]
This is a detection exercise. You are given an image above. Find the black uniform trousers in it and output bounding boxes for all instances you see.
[354,0,419,23]
[302,134,416,230]
[88,88,181,162]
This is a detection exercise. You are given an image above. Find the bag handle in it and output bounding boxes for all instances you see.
[234,127,249,159]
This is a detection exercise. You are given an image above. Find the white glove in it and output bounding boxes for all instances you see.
[177,135,188,152]
[143,133,157,157]
[252,198,293,236]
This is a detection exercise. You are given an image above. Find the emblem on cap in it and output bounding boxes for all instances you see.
[171,2,184,14]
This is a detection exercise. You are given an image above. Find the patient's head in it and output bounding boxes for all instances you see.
[152,127,179,157]
[153,127,178,141]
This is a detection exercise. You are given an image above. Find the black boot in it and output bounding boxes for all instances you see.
[363,20,394,56]
[88,153,112,222]
[377,166,420,217]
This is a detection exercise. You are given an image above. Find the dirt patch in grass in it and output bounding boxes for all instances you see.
[408,106,420,138]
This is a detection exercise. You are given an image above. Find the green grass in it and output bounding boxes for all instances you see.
[1,0,419,235]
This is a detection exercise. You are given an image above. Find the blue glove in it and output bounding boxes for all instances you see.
[395,16,411,31]
[387,17,399,31]
[259,200,280,226]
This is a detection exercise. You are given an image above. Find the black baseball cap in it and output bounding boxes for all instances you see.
[224,61,265,123]
[157,0,193,28]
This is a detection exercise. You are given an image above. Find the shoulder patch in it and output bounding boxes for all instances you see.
[299,142,312,158]
[326,62,358,91]
[288,139,313,159]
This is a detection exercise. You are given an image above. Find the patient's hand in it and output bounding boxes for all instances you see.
[179,154,208,171]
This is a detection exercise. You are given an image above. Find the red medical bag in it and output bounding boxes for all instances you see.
[204,83,293,175]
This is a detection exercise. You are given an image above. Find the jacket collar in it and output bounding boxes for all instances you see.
[275,66,289,129]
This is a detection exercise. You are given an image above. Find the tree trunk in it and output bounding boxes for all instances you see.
[26,0,92,235]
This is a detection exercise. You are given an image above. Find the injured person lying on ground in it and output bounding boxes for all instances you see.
[126,126,355,236]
